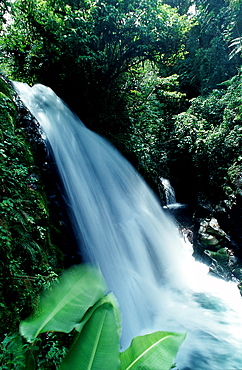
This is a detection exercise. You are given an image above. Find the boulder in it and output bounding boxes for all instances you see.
[198,217,230,251]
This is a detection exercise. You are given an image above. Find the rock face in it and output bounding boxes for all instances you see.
[163,191,242,294]
[14,95,80,266]
[196,216,242,287]
[198,218,228,250]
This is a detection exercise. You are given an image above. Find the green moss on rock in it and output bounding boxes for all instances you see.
[208,248,229,265]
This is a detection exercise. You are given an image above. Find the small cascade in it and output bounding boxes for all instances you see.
[160,177,189,225]
[13,81,242,370]
[160,177,177,205]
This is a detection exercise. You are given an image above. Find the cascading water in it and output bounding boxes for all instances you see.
[13,81,242,369]
[160,177,177,205]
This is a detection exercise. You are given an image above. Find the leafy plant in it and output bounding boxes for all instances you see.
[120,332,186,370]
[0,334,26,370]
[1,0,191,146]
[177,0,242,96]
[19,264,186,370]
[0,76,63,336]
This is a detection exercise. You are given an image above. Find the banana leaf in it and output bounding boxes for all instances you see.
[120,331,186,370]
[20,264,107,342]
[60,293,121,370]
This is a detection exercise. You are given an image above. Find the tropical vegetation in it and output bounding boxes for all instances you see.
[1,0,242,368]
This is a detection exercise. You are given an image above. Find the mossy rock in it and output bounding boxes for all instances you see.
[208,248,229,265]
[232,268,242,281]
[200,233,219,246]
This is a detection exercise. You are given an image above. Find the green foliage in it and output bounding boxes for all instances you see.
[1,0,241,208]
[0,332,72,370]
[3,0,190,80]
[1,0,191,141]
[169,69,242,203]
[163,0,193,15]
[18,264,185,370]
[120,331,186,370]
[0,75,64,339]
[177,0,242,96]
[0,334,26,369]
[125,63,187,183]
[60,294,121,370]
[20,265,107,342]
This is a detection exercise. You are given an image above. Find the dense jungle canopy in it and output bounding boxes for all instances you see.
[1,0,242,199]
[0,0,242,368]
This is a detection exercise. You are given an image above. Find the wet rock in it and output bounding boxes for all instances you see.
[198,218,230,251]
[206,248,233,281]
[206,218,227,237]
[232,268,242,281]
[200,234,220,248]
[14,97,80,266]
[208,248,229,265]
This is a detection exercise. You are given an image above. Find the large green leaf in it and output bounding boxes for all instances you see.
[120,331,186,370]
[74,292,122,337]
[20,264,107,342]
[60,293,121,370]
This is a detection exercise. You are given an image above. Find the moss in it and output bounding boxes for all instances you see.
[209,248,229,263]
[0,77,13,99]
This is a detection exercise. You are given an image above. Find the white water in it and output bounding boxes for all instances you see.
[160,177,177,205]
[13,82,242,369]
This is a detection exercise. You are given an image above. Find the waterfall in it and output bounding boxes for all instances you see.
[13,81,242,370]
[160,177,177,205]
